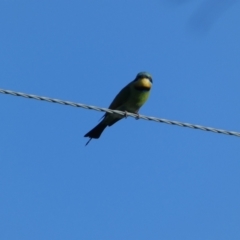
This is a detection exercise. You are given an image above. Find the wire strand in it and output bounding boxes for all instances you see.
[0,88,239,138]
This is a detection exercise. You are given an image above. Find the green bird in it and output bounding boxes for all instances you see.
[84,72,153,145]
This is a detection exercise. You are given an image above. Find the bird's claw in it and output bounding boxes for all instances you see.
[135,112,140,120]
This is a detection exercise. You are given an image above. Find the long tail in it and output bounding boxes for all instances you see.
[84,122,107,145]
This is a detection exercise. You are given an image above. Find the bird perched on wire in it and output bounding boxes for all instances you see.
[84,72,153,145]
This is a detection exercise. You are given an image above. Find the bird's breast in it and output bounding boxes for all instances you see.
[125,87,150,112]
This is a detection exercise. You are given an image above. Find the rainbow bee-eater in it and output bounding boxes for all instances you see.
[84,72,153,145]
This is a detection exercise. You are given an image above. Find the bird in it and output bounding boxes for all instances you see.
[84,72,153,145]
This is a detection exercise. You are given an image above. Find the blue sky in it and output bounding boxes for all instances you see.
[0,1,240,239]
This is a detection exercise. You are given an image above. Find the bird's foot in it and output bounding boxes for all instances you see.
[135,112,140,120]
[124,111,128,118]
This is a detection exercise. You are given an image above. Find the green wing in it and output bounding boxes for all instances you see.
[108,82,132,110]
[99,81,132,121]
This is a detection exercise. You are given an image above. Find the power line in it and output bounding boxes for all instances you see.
[0,88,239,138]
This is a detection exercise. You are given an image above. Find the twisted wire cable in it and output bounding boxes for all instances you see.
[0,88,239,138]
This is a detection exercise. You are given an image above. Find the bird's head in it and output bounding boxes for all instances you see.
[133,72,153,91]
